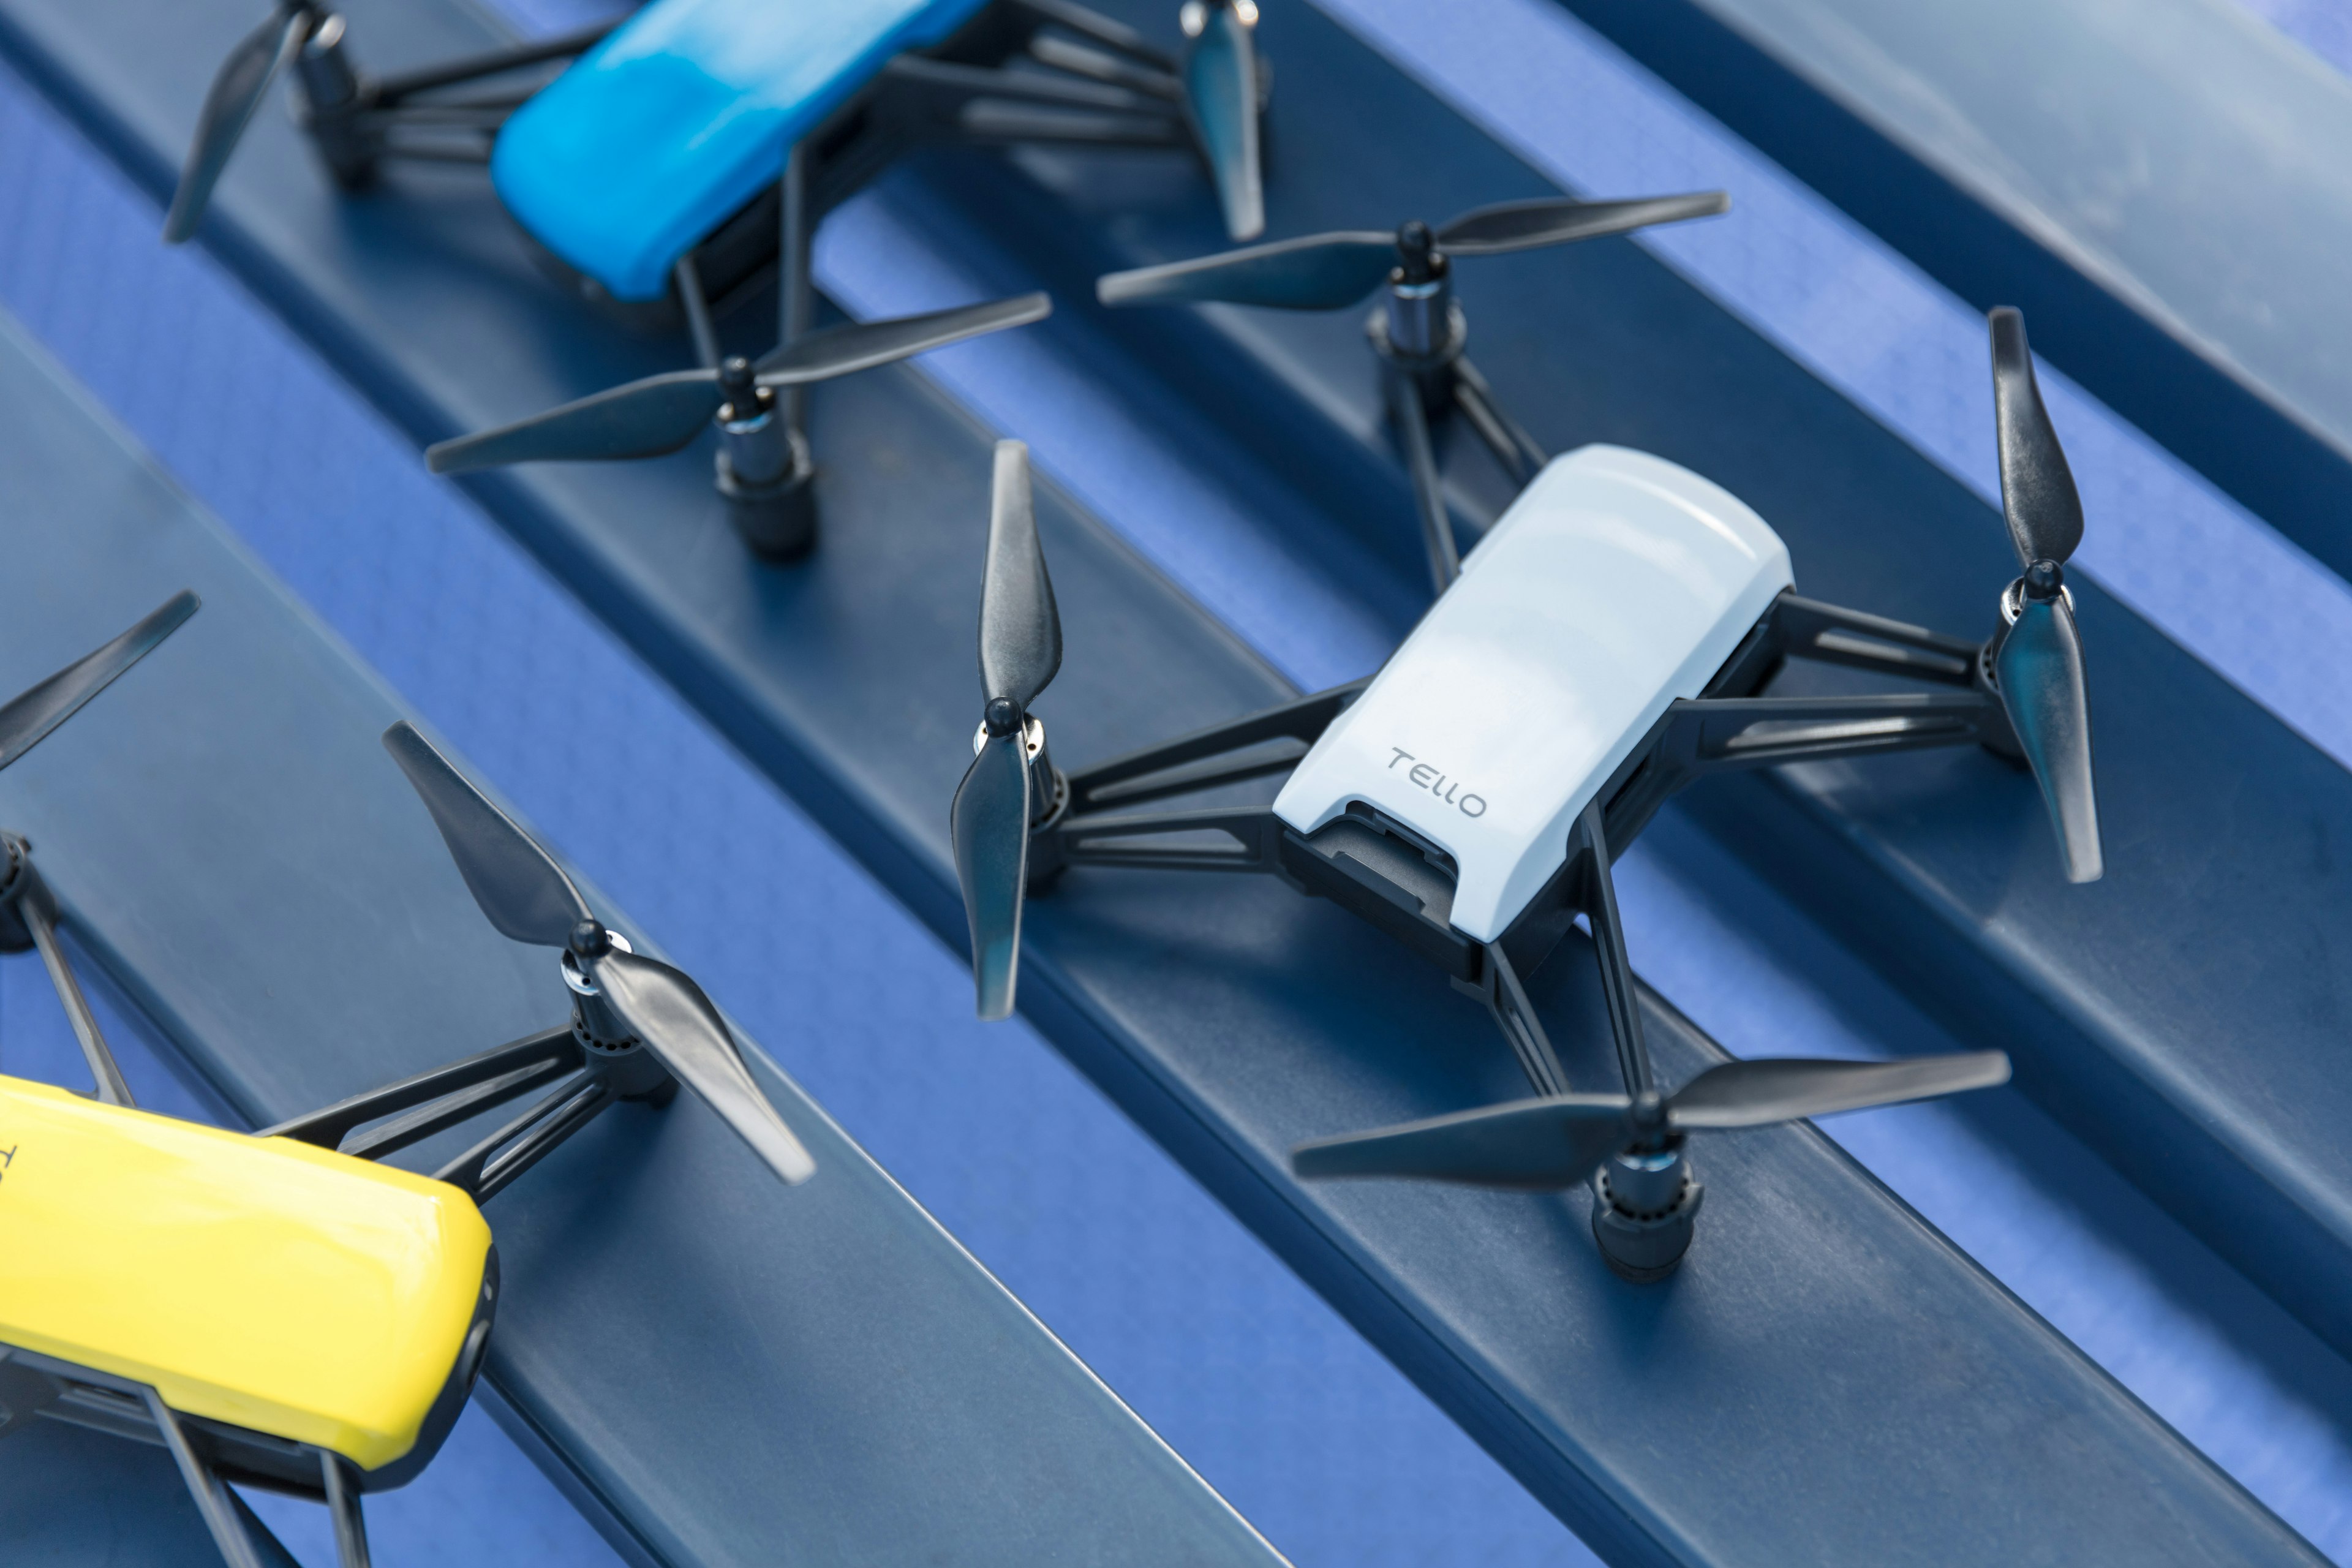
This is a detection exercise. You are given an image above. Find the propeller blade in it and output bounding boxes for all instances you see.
[1988,307,2084,569]
[1098,230,1398,311]
[1292,1095,1635,1190]
[424,372,724,473]
[978,441,1061,709]
[164,5,309,244]
[1183,1,1265,241]
[382,721,590,946]
[0,592,199,772]
[590,948,816,1185]
[755,294,1052,383]
[1996,595,2103,881]
[951,733,1033,1020]
[1668,1051,2011,1130]
[1436,191,1728,255]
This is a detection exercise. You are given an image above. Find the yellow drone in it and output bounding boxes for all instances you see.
[0,600,815,1568]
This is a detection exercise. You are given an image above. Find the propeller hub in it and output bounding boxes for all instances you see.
[2022,557,2065,601]
[1393,221,1444,286]
[1629,1089,1667,1135]
[982,696,1023,737]
[717,355,756,399]
[567,918,613,960]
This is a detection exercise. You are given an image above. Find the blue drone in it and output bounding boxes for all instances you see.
[167,0,1269,556]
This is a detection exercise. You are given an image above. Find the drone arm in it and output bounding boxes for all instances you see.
[1061,677,1370,812]
[1449,358,1548,489]
[876,56,1183,147]
[15,882,133,1109]
[434,1072,617,1204]
[1653,690,2002,783]
[1387,369,1463,594]
[369,20,617,105]
[1574,804,1655,1098]
[322,1453,373,1568]
[1768,594,1982,688]
[1045,806,1286,875]
[260,1025,582,1153]
[1001,0,1182,72]
[143,1386,277,1568]
[1028,32,1183,98]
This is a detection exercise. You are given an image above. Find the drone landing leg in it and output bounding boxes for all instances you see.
[17,881,133,1108]
[1476,941,1570,1098]
[142,1387,273,1568]
[323,1451,372,1568]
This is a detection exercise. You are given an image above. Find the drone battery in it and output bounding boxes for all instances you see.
[491,0,992,302]
[1273,445,1792,941]
[0,1076,491,1473]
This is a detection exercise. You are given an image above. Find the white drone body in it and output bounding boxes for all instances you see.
[1273,445,1793,941]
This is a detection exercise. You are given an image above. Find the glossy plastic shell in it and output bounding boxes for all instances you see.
[0,1076,492,1471]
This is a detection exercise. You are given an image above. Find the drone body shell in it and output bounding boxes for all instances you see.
[1273,445,1793,940]
[492,0,990,301]
[0,1076,492,1484]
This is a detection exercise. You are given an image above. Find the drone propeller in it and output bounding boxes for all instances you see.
[1181,0,1264,242]
[382,721,816,1185]
[1293,1051,2010,1189]
[950,441,1061,1020]
[1096,191,1727,311]
[165,2,315,244]
[1986,307,2101,883]
[0,593,200,771]
[425,293,1052,474]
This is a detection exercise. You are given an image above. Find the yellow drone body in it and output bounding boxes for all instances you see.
[0,1074,494,1481]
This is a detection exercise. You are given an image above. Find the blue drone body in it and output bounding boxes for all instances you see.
[493,0,993,303]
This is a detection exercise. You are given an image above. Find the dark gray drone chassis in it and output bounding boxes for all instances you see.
[0,315,1283,1568]
[0,1,2328,1566]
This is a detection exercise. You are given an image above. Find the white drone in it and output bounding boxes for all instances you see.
[949,308,2085,1278]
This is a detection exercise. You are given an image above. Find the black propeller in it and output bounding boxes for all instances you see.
[426,293,1053,474]
[0,593,200,771]
[165,3,317,244]
[1180,0,1264,242]
[949,441,1061,1020]
[1986,307,2101,883]
[1293,1051,2010,1189]
[1096,191,1727,311]
[382,720,816,1185]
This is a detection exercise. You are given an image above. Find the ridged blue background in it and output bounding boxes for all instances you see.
[2,0,2350,1562]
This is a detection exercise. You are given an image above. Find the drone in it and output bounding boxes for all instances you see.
[0,605,813,1568]
[168,0,1272,557]
[949,306,2090,1278]
[1098,189,1731,594]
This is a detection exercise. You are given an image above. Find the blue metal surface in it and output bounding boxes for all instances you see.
[0,306,1281,1568]
[1537,0,2352,592]
[492,0,988,300]
[3,1,2331,1562]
